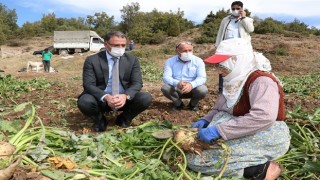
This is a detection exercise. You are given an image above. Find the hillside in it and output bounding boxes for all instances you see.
[0,29,319,128]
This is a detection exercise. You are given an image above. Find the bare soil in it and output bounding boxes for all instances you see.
[1,32,320,133]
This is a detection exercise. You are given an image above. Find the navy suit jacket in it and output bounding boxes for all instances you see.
[80,51,143,101]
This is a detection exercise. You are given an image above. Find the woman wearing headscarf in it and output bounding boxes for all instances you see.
[189,38,290,180]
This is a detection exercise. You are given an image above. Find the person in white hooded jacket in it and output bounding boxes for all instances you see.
[215,1,254,94]
[215,1,254,47]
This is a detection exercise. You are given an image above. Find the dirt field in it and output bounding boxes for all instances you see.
[1,32,320,133]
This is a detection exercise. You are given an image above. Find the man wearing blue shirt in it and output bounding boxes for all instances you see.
[161,42,208,111]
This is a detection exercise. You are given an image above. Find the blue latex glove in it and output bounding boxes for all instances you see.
[198,126,221,144]
[191,119,209,130]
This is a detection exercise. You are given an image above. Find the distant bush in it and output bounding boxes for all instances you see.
[273,42,289,56]
[255,17,285,34]
[196,10,229,44]
[24,47,32,52]
[7,39,27,47]
[161,47,175,55]
[285,18,308,33]
[149,31,166,44]
[167,18,180,37]
[0,31,6,45]
[195,36,215,44]
[130,48,157,58]
[274,48,288,56]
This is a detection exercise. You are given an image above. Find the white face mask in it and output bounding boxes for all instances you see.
[179,52,193,61]
[109,47,125,57]
[232,10,240,17]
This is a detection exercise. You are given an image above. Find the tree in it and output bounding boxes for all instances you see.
[86,12,116,36]
[255,17,285,34]
[167,17,180,37]
[286,18,308,33]
[18,21,43,38]
[120,2,140,34]
[196,9,228,44]
[0,3,18,44]
[41,13,58,33]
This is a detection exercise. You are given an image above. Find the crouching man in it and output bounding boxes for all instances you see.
[77,31,152,132]
[161,42,208,111]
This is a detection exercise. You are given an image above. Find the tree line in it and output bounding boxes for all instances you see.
[0,2,319,45]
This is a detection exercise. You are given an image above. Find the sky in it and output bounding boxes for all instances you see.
[2,0,320,29]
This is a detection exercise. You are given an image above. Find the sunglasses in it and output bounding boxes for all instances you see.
[232,8,241,10]
[175,42,193,49]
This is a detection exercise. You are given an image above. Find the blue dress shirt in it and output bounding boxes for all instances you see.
[163,55,206,88]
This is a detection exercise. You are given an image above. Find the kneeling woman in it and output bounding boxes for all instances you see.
[189,38,290,180]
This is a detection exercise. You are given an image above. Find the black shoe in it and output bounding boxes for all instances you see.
[115,115,131,128]
[93,115,107,132]
[172,102,184,111]
[188,103,199,111]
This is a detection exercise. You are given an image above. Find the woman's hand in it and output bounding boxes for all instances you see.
[198,126,220,144]
[191,119,209,130]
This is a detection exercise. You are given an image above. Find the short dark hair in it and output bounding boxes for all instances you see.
[231,1,243,7]
[44,48,48,51]
[104,31,126,42]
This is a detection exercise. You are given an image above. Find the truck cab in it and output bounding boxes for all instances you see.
[90,36,105,52]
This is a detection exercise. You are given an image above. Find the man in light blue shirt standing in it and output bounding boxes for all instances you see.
[161,42,208,111]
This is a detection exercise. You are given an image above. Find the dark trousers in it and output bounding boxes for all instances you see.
[42,60,50,72]
[243,161,270,180]
[77,92,152,122]
[218,74,223,94]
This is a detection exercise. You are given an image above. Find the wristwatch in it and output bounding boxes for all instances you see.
[126,94,131,100]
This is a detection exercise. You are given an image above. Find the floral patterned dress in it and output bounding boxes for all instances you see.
[186,111,291,178]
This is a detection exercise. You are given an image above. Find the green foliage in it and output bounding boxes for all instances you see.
[286,18,308,33]
[120,2,140,34]
[280,73,320,98]
[86,12,116,36]
[196,9,229,44]
[167,17,180,37]
[128,49,163,81]
[6,39,28,47]
[139,58,163,82]
[310,27,320,36]
[121,5,194,44]
[274,47,288,56]
[255,17,285,34]
[0,3,19,44]
[149,31,166,44]
[0,74,53,99]
[0,31,7,45]
[41,13,58,32]
[18,21,44,38]
[277,107,320,179]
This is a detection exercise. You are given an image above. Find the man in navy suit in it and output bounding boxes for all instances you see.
[77,31,152,131]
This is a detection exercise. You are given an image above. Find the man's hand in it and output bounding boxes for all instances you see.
[177,81,186,89]
[239,10,246,17]
[113,94,127,109]
[104,94,127,110]
[181,82,193,94]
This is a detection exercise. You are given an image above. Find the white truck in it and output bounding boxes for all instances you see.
[53,31,105,55]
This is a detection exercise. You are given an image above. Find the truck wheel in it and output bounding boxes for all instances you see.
[59,49,68,56]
